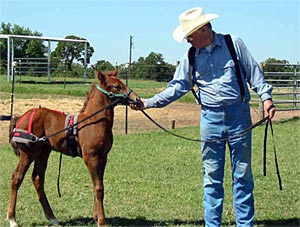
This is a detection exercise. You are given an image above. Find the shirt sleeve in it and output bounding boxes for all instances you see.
[233,36,273,101]
[145,51,191,108]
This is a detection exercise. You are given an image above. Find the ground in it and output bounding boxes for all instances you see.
[1,97,299,145]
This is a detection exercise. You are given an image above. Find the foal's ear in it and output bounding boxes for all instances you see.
[95,69,106,85]
[95,67,119,84]
[111,67,118,77]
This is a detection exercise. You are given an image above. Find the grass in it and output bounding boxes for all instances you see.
[0,117,299,227]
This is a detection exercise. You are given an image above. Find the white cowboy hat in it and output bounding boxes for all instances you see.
[172,7,219,43]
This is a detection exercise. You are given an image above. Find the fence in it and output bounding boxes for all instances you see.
[13,57,49,77]
[263,63,300,111]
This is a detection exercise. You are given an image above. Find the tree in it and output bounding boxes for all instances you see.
[51,35,94,71]
[261,58,291,72]
[94,60,115,71]
[132,52,175,81]
[261,58,295,86]
[0,23,46,72]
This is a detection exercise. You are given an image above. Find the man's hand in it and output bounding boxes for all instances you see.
[130,98,147,110]
[264,99,276,119]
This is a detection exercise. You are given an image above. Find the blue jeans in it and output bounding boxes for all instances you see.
[200,101,254,227]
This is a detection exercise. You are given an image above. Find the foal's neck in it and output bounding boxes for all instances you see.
[81,86,114,117]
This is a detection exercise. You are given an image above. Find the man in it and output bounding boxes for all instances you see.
[131,7,275,227]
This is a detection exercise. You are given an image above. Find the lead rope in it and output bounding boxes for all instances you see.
[264,118,283,190]
[140,108,283,190]
[57,151,63,197]
[140,109,268,143]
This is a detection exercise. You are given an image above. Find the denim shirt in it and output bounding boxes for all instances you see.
[145,32,273,108]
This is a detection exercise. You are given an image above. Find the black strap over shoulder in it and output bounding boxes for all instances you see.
[188,46,198,103]
[188,34,246,99]
[224,34,245,97]
[188,46,196,68]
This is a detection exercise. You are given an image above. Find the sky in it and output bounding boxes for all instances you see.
[0,0,299,66]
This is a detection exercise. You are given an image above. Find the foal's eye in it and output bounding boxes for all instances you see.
[114,85,121,91]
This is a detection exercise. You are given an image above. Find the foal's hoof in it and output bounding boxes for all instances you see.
[8,219,18,227]
[97,224,107,227]
[49,218,60,225]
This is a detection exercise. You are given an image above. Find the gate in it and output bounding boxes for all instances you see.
[263,63,300,111]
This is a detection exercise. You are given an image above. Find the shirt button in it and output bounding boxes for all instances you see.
[210,64,213,67]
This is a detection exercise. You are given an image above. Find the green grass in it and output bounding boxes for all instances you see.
[0,118,299,227]
[1,74,297,108]
[0,74,197,103]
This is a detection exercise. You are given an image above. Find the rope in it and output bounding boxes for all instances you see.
[140,109,282,190]
[264,118,283,190]
[140,109,269,143]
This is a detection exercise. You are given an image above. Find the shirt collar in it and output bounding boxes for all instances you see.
[198,31,222,54]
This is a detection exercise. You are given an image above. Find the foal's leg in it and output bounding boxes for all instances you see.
[31,147,59,225]
[7,151,33,227]
[85,155,107,227]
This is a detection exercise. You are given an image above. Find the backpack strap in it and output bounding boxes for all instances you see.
[224,34,245,98]
[188,46,199,104]
[188,35,246,103]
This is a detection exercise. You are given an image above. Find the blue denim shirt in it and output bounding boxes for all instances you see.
[145,32,273,108]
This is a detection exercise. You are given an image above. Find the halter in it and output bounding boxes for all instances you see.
[96,84,132,99]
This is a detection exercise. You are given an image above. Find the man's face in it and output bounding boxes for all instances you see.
[186,26,209,49]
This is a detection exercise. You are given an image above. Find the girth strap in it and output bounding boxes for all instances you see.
[65,113,80,136]
[64,113,82,158]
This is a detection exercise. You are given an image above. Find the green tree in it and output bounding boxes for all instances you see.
[261,58,295,86]
[94,60,114,71]
[0,23,46,73]
[132,52,175,81]
[51,35,94,71]
[261,58,291,72]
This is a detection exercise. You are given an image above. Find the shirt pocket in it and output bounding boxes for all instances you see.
[216,59,236,75]
[215,59,240,86]
[194,63,211,83]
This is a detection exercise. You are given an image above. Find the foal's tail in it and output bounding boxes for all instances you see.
[9,116,21,156]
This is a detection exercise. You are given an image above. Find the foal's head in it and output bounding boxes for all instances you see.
[95,68,141,105]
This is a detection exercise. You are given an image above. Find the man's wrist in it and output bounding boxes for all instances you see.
[264,98,273,102]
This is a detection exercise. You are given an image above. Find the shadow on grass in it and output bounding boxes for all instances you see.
[255,218,300,227]
[36,216,299,226]
[51,216,204,226]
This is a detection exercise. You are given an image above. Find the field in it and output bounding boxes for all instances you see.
[0,76,300,227]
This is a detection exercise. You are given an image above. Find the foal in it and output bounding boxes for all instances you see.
[7,68,140,227]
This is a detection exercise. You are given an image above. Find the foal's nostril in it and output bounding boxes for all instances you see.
[135,97,143,108]
[135,97,141,103]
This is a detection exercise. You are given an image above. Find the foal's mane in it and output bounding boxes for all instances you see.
[80,83,96,113]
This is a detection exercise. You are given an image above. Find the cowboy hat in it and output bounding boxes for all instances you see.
[173,7,219,43]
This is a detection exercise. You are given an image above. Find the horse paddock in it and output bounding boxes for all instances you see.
[1,97,299,145]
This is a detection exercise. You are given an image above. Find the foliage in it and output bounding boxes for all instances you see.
[131,52,176,81]
[0,22,46,73]
[262,58,294,72]
[93,60,115,71]
[1,23,296,82]
[261,58,299,86]
[51,35,94,71]
[0,118,299,226]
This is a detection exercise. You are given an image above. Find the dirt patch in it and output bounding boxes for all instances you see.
[1,98,299,145]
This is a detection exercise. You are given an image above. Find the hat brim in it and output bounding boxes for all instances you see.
[172,13,219,43]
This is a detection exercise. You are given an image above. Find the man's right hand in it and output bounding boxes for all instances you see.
[130,98,147,110]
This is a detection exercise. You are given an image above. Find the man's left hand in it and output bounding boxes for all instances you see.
[264,99,276,119]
